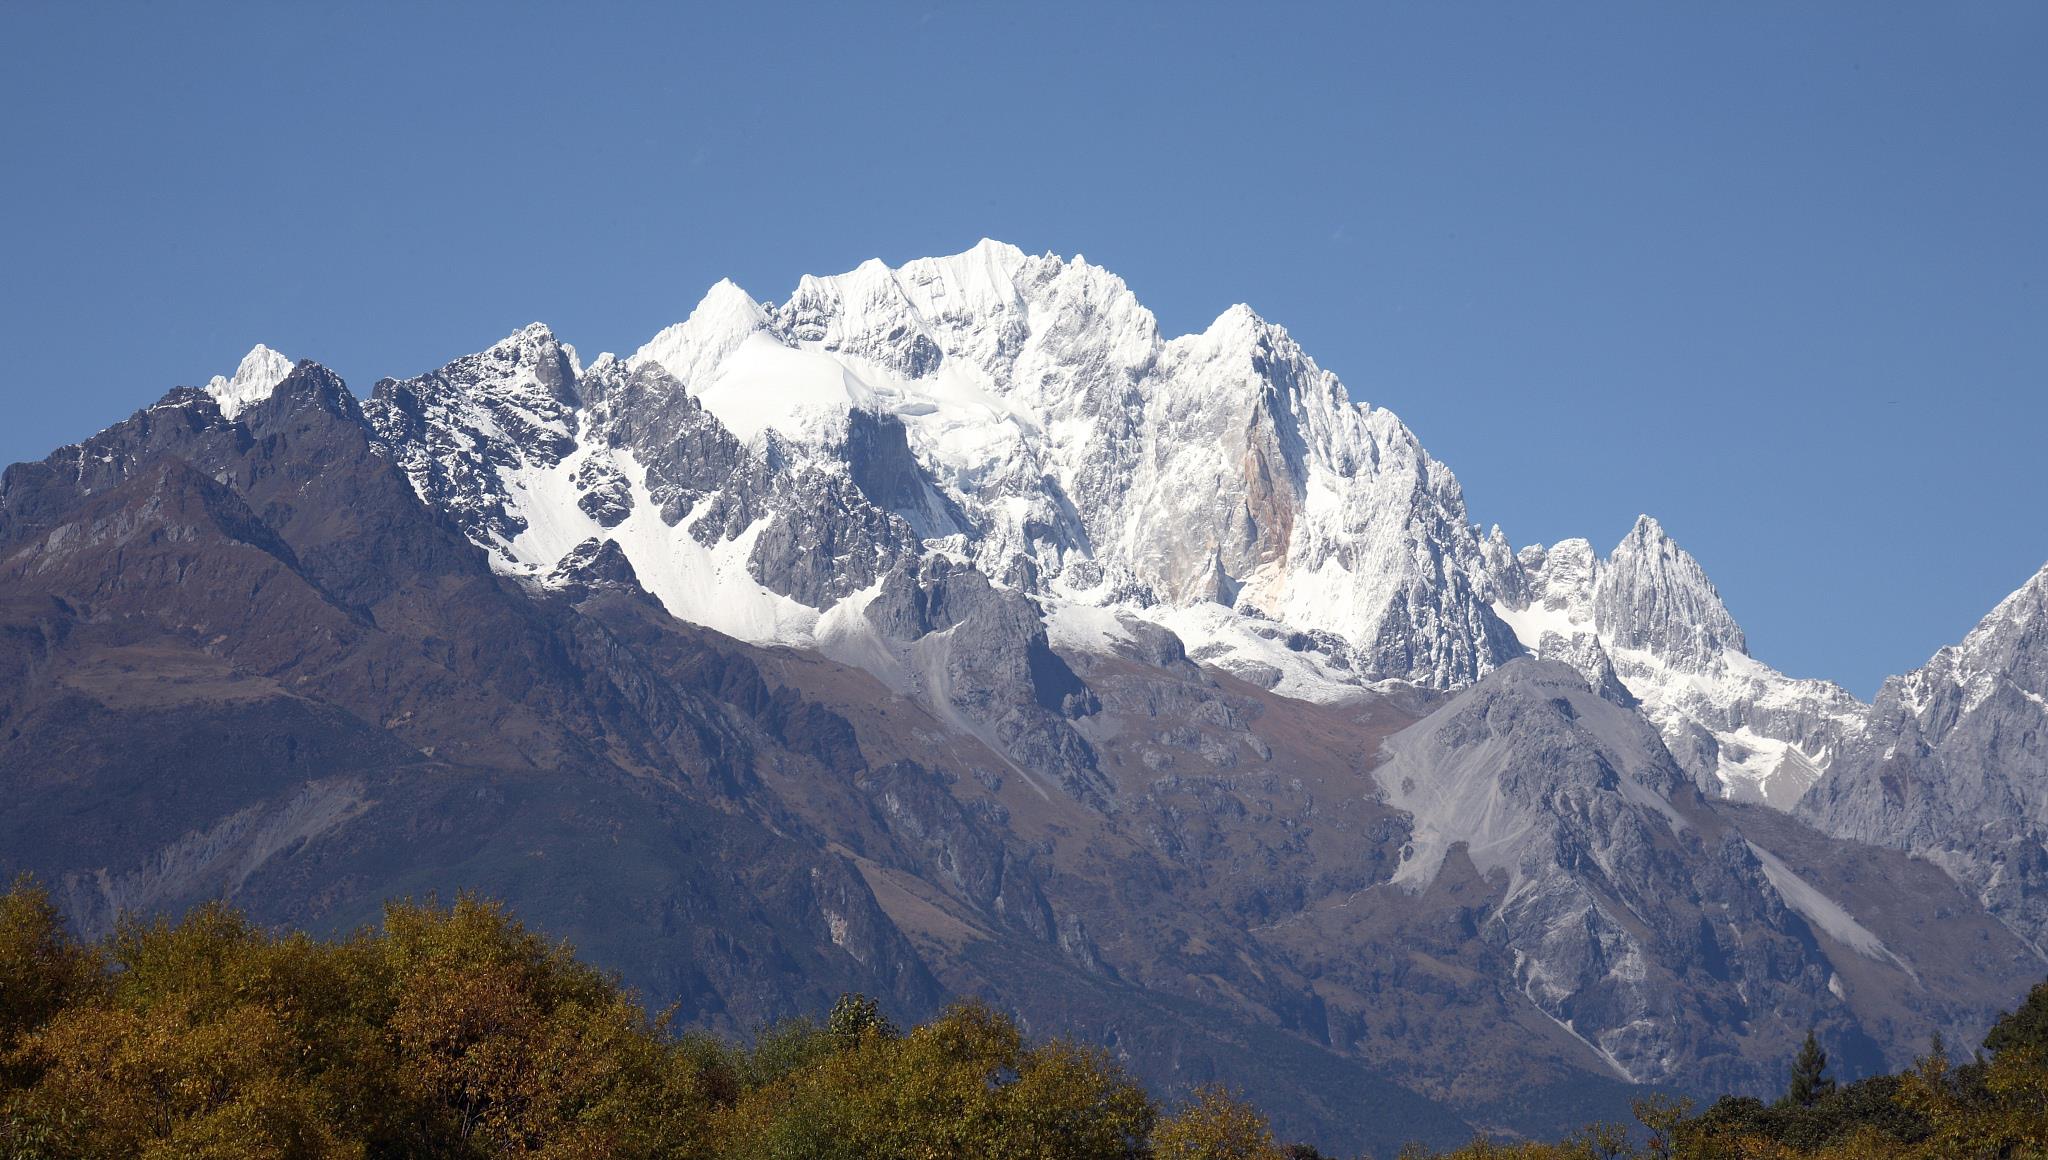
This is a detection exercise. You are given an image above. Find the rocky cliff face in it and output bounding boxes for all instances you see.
[1365,660,1981,1094]
[1802,564,2048,949]
[0,364,943,1031]
[1488,518,1867,807]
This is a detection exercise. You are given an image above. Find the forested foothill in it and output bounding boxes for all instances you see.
[6,877,2048,1159]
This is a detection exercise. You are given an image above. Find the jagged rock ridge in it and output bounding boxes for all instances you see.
[1487,518,1868,806]
[344,241,1876,814]
[1802,563,2048,949]
[361,241,1524,699]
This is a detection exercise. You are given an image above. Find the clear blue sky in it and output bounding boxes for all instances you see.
[2,2,2041,696]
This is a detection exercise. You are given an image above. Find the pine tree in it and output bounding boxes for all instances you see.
[1782,1027,1836,1108]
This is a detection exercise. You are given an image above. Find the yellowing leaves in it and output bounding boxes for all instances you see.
[0,881,1278,1160]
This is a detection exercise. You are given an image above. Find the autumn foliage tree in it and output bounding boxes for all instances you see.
[714,998,1153,1159]
[0,879,1154,1159]
[1151,1084,1287,1160]
[0,875,98,1079]
[21,871,2048,1160]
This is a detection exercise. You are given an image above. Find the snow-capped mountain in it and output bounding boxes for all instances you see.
[349,240,1872,809]
[1488,519,1868,806]
[8,265,2046,1146]
[360,240,1521,700]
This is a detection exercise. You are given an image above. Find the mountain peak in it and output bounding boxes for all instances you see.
[1626,513,1670,544]
[917,237,1030,278]
[1184,303,1291,364]
[968,236,1027,260]
[852,241,1035,317]
[484,322,565,359]
[1944,558,2048,693]
[689,278,768,328]
[1608,515,1684,566]
[1212,302,1270,331]
[699,277,758,309]
[631,280,770,390]
[1598,516,1746,666]
[205,343,295,420]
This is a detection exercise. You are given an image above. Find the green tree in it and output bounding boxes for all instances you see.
[1780,1028,1835,1108]
[1986,980,2048,1061]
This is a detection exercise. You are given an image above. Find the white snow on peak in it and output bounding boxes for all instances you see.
[1490,519,1866,809]
[502,321,556,345]
[454,241,1487,688]
[1894,559,2048,723]
[205,344,294,419]
[1202,302,1274,341]
[877,238,1035,319]
[358,241,1498,689]
[1954,562,2048,674]
[369,241,1895,738]
[633,279,771,399]
[692,335,878,446]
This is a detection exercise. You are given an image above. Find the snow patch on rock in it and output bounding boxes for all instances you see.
[1745,841,1909,973]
